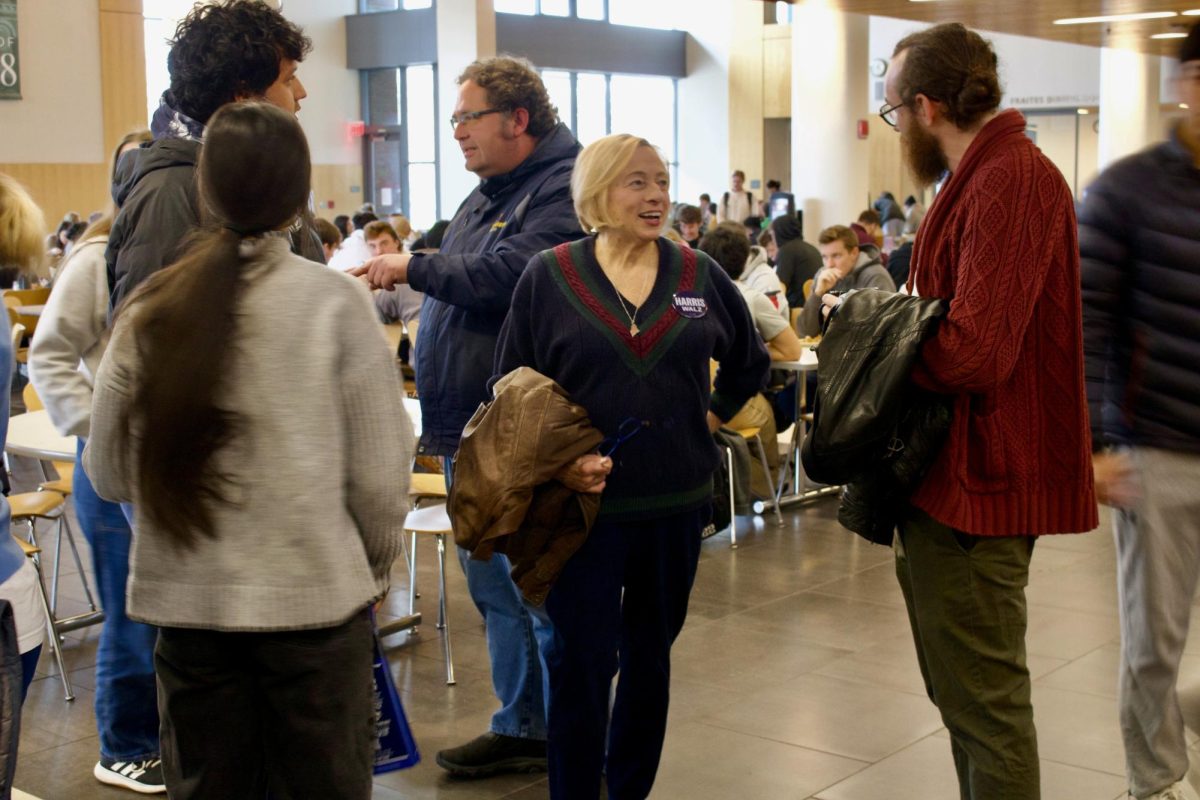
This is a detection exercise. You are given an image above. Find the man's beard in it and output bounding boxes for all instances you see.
[902,122,949,188]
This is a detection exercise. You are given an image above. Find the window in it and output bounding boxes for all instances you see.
[543,69,679,197]
[493,0,681,30]
[143,0,204,123]
[363,66,441,227]
[360,0,434,11]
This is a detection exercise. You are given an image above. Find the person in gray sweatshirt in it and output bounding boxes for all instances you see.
[799,224,896,336]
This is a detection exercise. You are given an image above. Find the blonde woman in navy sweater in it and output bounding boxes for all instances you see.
[494,133,769,799]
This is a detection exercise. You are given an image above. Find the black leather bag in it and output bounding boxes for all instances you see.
[799,290,953,545]
[801,290,947,486]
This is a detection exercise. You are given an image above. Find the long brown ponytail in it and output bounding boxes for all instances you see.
[126,102,311,548]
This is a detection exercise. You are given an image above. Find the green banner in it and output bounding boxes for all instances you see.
[0,1,20,100]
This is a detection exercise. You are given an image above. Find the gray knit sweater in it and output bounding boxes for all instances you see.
[85,237,413,631]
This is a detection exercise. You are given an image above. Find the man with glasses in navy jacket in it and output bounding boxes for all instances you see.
[358,55,582,778]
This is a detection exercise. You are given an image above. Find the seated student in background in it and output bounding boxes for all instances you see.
[675,204,703,249]
[770,214,822,309]
[733,222,788,319]
[410,219,449,253]
[326,210,376,272]
[314,217,342,263]
[365,220,424,327]
[799,224,895,337]
[699,223,802,499]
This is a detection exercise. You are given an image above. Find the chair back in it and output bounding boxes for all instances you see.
[381,322,405,358]
[802,278,814,300]
[21,382,43,412]
[1,288,50,307]
[9,323,24,356]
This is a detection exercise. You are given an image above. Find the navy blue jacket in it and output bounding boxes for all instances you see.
[1080,126,1200,453]
[408,123,583,456]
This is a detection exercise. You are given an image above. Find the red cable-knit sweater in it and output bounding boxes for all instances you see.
[908,109,1098,537]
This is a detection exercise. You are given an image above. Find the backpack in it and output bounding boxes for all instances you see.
[721,191,753,216]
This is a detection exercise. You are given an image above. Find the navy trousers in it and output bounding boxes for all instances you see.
[536,507,704,800]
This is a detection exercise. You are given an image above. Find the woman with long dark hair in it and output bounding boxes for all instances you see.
[84,102,414,799]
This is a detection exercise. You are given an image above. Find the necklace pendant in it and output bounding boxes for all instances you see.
[630,322,639,336]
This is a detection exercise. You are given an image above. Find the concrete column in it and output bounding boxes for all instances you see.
[790,4,870,241]
[1098,46,1162,171]
[435,0,496,210]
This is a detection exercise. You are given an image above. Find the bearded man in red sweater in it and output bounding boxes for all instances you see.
[878,23,1098,799]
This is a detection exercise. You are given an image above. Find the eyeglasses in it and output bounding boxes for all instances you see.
[878,101,906,130]
[449,108,504,127]
[599,418,650,458]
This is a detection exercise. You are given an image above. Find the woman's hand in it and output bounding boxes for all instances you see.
[556,454,613,493]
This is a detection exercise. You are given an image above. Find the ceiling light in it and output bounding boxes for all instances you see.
[1183,103,1192,109]
[1184,9,1200,15]
[1054,11,1177,25]
[1152,32,1188,38]
[1077,108,1090,115]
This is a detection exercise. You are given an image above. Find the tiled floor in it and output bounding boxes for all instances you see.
[9,449,1197,799]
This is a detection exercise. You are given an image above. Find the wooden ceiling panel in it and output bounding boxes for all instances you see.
[769,0,1197,56]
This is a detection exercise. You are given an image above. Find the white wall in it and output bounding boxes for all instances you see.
[0,0,103,162]
[675,2,731,206]
[436,0,496,215]
[276,0,361,166]
[868,16,1102,114]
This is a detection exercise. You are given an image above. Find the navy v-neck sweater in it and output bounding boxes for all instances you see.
[494,236,769,521]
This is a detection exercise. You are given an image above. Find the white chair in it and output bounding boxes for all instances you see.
[403,503,455,685]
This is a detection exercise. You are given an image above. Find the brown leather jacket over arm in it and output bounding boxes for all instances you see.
[449,367,605,605]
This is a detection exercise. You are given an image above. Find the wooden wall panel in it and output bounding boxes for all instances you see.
[762,26,791,120]
[311,164,366,223]
[866,120,923,216]
[100,0,150,155]
[729,2,765,192]
[0,164,111,228]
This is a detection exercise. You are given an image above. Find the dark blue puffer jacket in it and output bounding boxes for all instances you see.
[408,123,583,456]
[1079,126,1200,453]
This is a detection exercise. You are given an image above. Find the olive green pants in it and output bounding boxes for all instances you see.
[895,508,1039,800]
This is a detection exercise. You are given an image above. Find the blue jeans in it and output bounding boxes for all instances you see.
[74,438,160,761]
[444,458,546,740]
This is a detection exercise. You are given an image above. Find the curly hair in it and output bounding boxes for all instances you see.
[167,0,311,125]
[893,23,1002,131]
[458,56,558,138]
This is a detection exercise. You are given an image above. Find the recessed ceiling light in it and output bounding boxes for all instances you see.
[1054,11,1177,25]
[1077,108,1090,115]
[1152,32,1188,39]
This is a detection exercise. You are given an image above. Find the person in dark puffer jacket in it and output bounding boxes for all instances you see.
[1080,23,1200,800]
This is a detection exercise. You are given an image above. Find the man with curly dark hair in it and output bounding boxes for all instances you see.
[357,55,583,779]
[93,2,312,794]
[106,0,316,313]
